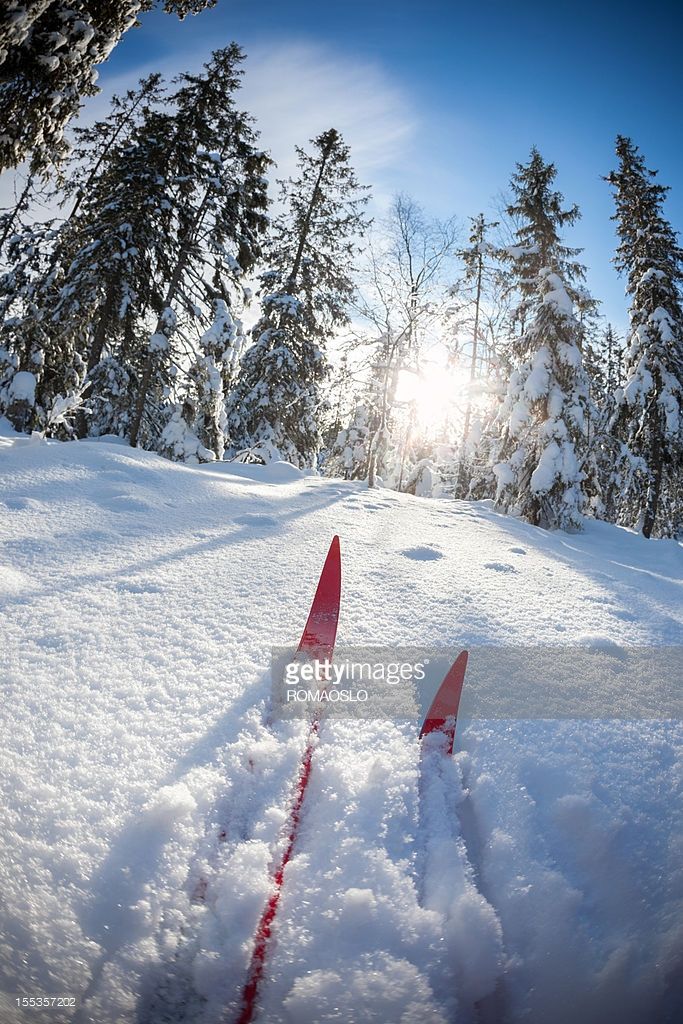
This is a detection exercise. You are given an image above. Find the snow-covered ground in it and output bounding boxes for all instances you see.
[1,429,681,1024]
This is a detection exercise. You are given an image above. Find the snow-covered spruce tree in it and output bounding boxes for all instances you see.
[0,173,37,258]
[578,318,627,524]
[0,212,66,431]
[603,323,625,392]
[127,44,270,455]
[326,403,371,479]
[52,81,172,438]
[0,1,216,175]
[162,298,247,461]
[226,129,369,468]
[58,71,164,225]
[478,148,594,531]
[0,175,41,415]
[0,76,172,436]
[605,136,683,538]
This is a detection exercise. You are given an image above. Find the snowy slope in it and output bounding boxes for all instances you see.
[0,432,682,1024]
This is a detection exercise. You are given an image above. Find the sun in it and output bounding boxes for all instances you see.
[395,362,470,432]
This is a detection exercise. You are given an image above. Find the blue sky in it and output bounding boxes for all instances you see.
[100,0,683,332]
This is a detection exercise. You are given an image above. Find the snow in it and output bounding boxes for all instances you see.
[148,333,170,353]
[540,271,575,317]
[7,370,36,404]
[530,439,561,493]
[264,293,301,315]
[650,306,675,343]
[213,459,303,484]
[501,244,540,260]
[508,399,530,435]
[523,346,551,402]
[160,406,216,464]
[0,435,681,1023]
[199,300,238,356]
[143,784,198,826]
[623,350,655,406]
[491,463,519,515]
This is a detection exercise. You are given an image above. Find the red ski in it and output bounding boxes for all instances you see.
[235,535,341,1024]
[419,649,468,755]
[296,534,341,662]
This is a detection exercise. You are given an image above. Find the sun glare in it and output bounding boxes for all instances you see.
[395,363,470,432]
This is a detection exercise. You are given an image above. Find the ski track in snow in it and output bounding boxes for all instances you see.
[0,432,682,1024]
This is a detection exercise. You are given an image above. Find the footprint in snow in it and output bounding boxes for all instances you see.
[610,608,637,622]
[509,546,527,555]
[101,469,131,481]
[484,561,518,573]
[4,496,39,510]
[79,529,113,543]
[99,494,154,514]
[35,635,66,649]
[345,498,383,510]
[233,513,278,529]
[401,545,444,561]
[114,580,163,595]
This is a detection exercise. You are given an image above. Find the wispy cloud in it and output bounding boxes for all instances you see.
[1,37,414,218]
[241,41,415,183]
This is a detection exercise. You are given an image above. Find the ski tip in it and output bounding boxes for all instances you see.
[326,535,341,578]
[419,649,469,749]
[453,649,468,673]
[297,535,342,660]
[325,535,341,577]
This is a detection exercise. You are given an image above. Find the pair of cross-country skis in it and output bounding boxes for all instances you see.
[231,535,468,1024]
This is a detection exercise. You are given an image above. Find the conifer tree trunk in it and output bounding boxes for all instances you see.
[0,177,33,252]
[67,83,157,224]
[87,284,117,374]
[75,282,117,437]
[642,399,664,539]
[286,130,337,290]
[367,335,401,488]
[462,251,483,444]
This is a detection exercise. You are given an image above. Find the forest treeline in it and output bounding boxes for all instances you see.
[0,7,681,538]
